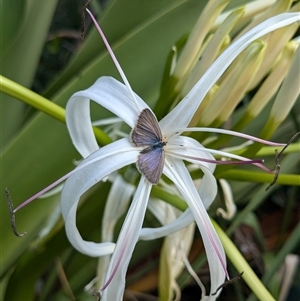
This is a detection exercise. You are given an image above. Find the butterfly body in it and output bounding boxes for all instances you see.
[140,141,167,154]
[132,109,166,184]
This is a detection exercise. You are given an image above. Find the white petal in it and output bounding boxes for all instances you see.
[101,177,152,300]
[196,165,218,209]
[169,135,270,172]
[148,198,177,225]
[140,207,194,240]
[61,138,139,257]
[163,157,226,295]
[66,77,149,157]
[216,179,236,220]
[167,136,218,208]
[97,174,135,289]
[167,136,216,172]
[64,203,115,257]
[159,13,300,133]
[140,161,216,241]
[140,137,218,239]
[156,201,196,300]
[102,175,135,242]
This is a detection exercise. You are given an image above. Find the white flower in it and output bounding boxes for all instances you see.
[148,198,196,301]
[60,11,299,301]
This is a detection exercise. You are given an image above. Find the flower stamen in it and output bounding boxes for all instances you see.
[266,131,300,190]
[171,127,286,146]
[93,291,102,301]
[166,149,271,173]
[211,271,244,296]
[85,8,140,111]
[5,188,27,237]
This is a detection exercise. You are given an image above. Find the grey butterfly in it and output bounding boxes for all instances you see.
[132,108,166,184]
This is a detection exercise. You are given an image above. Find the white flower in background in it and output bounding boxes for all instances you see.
[59,10,299,301]
[84,174,135,292]
[216,179,236,220]
[148,199,197,301]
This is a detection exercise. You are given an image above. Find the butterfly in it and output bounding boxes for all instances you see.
[131,108,166,184]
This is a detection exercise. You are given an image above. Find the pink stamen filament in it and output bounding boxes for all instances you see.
[14,171,73,212]
[194,156,271,172]
[173,127,286,147]
[168,151,273,173]
[204,216,229,279]
[85,8,139,109]
[192,157,266,167]
[166,159,229,279]
[101,236,129,291]
[15,148,271,212]
[13,144,130,212]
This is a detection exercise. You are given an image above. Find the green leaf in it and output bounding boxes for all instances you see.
[3,182,110,300]
[44,0,207,98]
[49,0,210,109]
[1,113,79,275]
[0,0,27,56]
[0,0,58,147]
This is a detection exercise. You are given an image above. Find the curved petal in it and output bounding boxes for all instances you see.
[61,138,139,257]
[139,147,217,239]
[197,165,217,209]
[101,177,152,300]
[139,161,217,241]
[159,13,300,133]
[217,179,236,220]
[167,136,217,208]
[168,135,270,172]
[66,77,149,157]
[147,198,178,225]
[149,199,196,300]
[140,208,194,240]
[96,174,135,289]
[164,157,226,295]
[102,175,135,242]
[167,136,216,172]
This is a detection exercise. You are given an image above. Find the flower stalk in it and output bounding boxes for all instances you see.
[0,75,111,145]
[212,220,276,301]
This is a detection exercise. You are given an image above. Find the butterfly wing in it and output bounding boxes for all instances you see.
[132,108,163,146]
[137,147,165,184]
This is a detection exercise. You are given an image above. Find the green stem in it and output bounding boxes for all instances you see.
[153,183,278,301]
[153,185,277,301]
[1,75,65,122]
[230,143,300,157]
[216,170,300,186]
[152,186,187,211]
[0,75,111,145]
[246,222,300,301]
[212,220,276,301]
